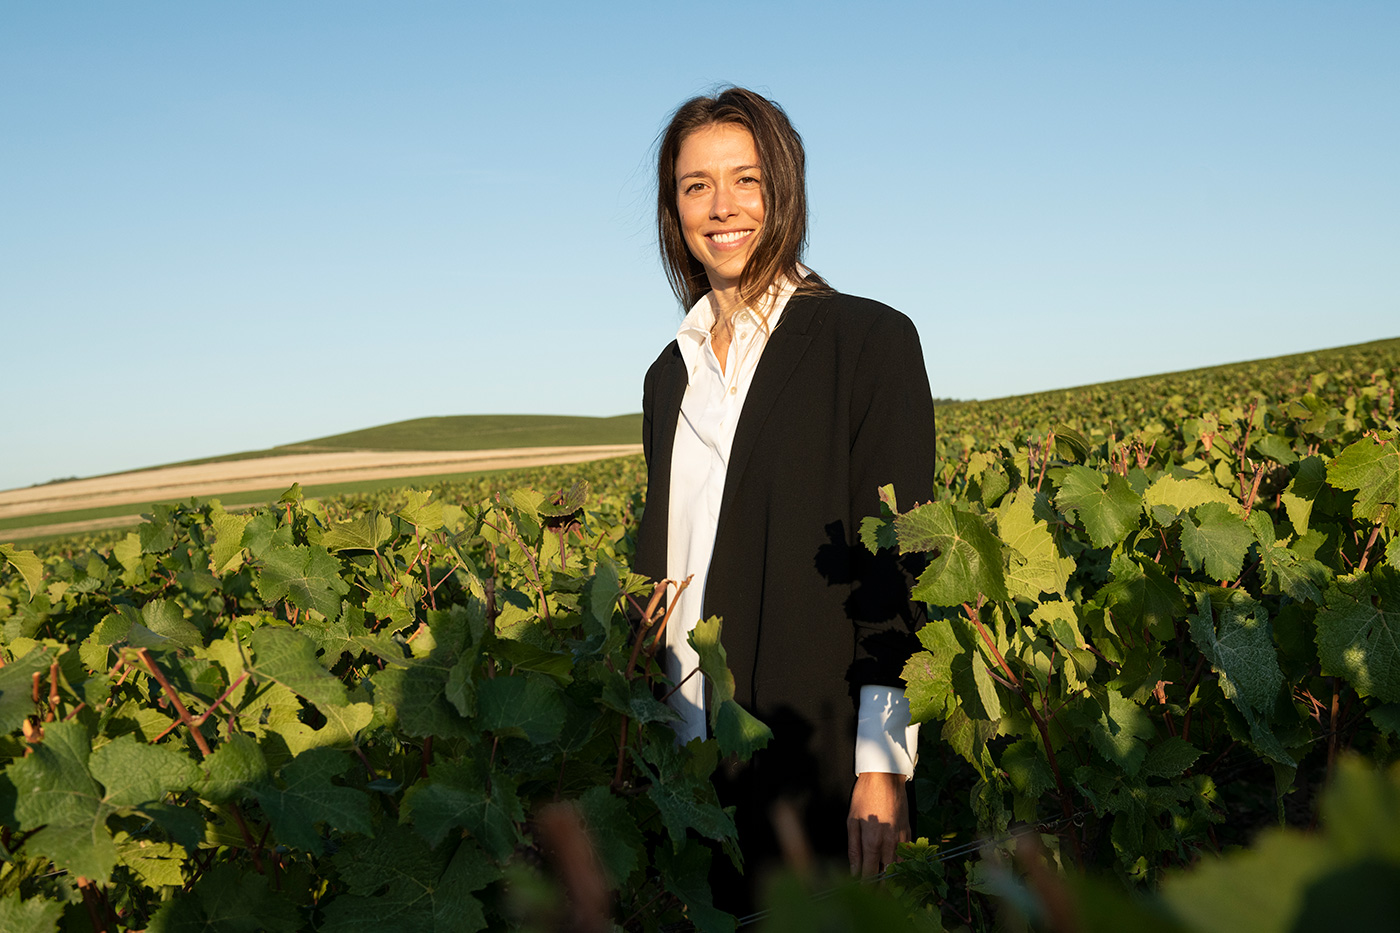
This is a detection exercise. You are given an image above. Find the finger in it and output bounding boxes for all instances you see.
[861,819,885,878]
[880,824,897,872]
[847,817,862,875]
[888,825,909,867]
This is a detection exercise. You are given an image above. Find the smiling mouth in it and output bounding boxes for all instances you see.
[708,230,753,246]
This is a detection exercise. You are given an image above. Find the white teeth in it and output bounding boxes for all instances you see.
[710,230,751,244]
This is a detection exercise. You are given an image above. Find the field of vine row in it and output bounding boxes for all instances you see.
[2,337,1399,931]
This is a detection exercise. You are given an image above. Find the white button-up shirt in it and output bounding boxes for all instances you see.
[663,280,918,777]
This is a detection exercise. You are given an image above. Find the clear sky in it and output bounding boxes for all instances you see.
[2,1,1396,491]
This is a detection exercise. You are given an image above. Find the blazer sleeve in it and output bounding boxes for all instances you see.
[633,344,676,586]
[845,308,938,688]
[641,363,655,467]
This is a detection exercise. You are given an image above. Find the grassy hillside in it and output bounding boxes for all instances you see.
[286,413,643,451]
[117,414,645,473]
[2,414,645,540]
[938,335,1400,443]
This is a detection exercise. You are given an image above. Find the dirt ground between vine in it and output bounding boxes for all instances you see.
[0,445,642,541]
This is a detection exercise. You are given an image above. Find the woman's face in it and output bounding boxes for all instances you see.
[674,123,765,298]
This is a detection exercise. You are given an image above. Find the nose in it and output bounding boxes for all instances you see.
[709,184,737,221]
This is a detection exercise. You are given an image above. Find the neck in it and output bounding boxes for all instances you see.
[708,283,744,321]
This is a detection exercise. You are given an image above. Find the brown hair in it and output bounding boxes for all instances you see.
[656,86,828,310]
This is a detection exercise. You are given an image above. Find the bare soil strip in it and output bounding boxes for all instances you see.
[2,515,156,542]
[0,445,642,535]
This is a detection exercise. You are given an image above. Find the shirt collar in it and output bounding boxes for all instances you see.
[674,268,806,352]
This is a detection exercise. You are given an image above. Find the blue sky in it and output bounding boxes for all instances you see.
[2,1,1396,490]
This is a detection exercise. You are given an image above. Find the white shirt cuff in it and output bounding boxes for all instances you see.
[854,685,919,778]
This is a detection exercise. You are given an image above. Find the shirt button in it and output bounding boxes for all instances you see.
[729,386,737,395]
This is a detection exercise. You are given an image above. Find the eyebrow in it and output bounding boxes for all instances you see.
[677,164,761,182]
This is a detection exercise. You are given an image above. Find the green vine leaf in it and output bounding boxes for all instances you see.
[1142,473,1241,519]
[1316,568,1400,702]
[1142,736,1204,778]
[0,544,43,602]
[322,827,497,933]
[996,487,1072,600]
[1329,432,1400,531]
[146,862,300,932]
[253,748,373,855]
[1055,466,1142,549]
[6,720,118,880]
[1100,555,1186,641]
[209,507,251,574]
[896,501,1008,605]
[255,544,350,619]
[1087,691,1154,776]
[578,786,645,887]
[1180,501,1254,581]
[247,627,350,709]
[198,733,269,804]
[321,513,395,552]
[477,674,565,744]
[1280,456,1328,536]
[536,480,589,518]
[0,645,57,733]
[0,891,63,932]
[1190,594,1294,765]
[400,757,523,859]
[396,489,444,530]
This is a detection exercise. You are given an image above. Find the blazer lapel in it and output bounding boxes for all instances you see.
[639,343,686,580]
[650,343,686,489]
[717,294,827,523]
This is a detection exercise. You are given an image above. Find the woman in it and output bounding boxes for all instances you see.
[632,87,938,899]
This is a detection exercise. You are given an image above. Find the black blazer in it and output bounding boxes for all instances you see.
[634,290,938,801]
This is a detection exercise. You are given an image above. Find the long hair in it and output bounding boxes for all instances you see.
[656,87,828,310]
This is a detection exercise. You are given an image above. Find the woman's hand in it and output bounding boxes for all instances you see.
[847,771,910,877]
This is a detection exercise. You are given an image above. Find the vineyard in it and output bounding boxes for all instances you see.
[2,336,1399,931]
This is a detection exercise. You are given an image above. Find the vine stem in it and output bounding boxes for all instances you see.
[1236,400,1258,468]
[1227,557,1262,591]
[353,744,378,780]
[138,649,264,873]
[151,672,249,744]
[659,666,701,704]
[485,576,497,679]
[1327,678,1340,780]
[46,661,60,721]
[622,888,670,929]
[1240,464,1265,519]
[1357,524,1382,573]
[649,576,694,654]
[228,799,267,873]
[1206,740,1238,774]
[138,649,211,757]
[961,601,1083,866]
[612,576,693,790]
[1180,655,1209,744]
[421,540,437,611]
[76,876,109,933]
[623,581,669,680]
[611,717,631,789]
[481,517,551,624]
[1035,430,1054,493]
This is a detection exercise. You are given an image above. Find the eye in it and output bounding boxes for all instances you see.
[739,175,760,185]
[682,181,706,194]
